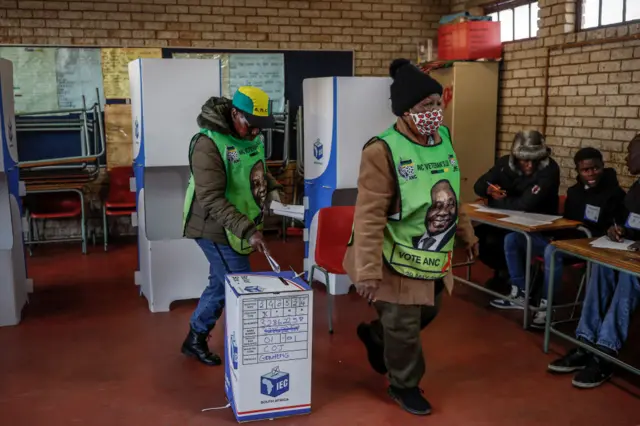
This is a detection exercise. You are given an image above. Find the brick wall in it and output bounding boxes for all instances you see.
[0,0,449,240]
[497,0,640,190]
[0,0,449,76]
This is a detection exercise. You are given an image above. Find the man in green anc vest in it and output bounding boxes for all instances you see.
[343,59,479,415]
[181,86,282,366]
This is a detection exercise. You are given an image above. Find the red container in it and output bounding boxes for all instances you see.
[437,21,502,61]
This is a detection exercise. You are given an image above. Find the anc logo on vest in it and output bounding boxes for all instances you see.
[448,154,459,172]
[226,146,240,164]
[398,158,417,181]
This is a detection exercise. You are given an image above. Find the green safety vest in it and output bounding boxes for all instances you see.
[352,125,461,280]
[183,128,266,255]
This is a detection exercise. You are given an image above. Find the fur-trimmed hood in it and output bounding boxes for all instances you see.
[197,96,233,135]
[509,130,550,173]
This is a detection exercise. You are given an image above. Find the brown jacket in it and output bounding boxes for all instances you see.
[343,119,478,306]
[183,97,281,244]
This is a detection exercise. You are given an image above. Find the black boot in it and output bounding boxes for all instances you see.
[181,327,222,366]
[388,386,432,416]
[357,323,387,374]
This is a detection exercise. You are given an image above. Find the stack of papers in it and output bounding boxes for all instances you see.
[270,201,304,221]
[589,236,635,251]
[497,216,553,227]
[469,204,562,227]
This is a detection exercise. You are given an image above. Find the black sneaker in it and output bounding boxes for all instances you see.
[388,386,432,416]
[572,352,614,389]
[357,323,387,374]
[547,347,590,373]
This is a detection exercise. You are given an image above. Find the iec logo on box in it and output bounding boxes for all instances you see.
[230,332,238,369]
[260,366,289,398]
[313,139,323,161]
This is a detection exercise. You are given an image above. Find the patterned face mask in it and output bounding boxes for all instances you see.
[410,109,443,136]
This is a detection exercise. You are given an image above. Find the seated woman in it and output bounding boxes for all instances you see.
[473,131,560,288]
[490,147,627,329]
[547,135,640,389]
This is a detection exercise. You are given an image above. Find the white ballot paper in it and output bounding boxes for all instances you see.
[589,236,635,251]
[271,201,304,221]
[265,252,281,273]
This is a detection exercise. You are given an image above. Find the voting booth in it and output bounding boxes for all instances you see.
[128,58,221,312]
[224,271,312,422]
[0,59,28,326]
[302,77,395,295]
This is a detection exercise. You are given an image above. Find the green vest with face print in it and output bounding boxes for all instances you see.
[183,128,266,255]
[351,125,460,280]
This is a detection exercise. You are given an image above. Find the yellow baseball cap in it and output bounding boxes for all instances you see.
[232,86,275,129]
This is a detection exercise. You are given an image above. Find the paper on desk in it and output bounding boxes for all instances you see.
[270,201,304,221]
[589,236,635,251]
[473,206,562,222]
[497,216,553,227]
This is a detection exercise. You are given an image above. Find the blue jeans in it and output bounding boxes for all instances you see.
[190,239,251,333]
[504,232,564,300]
[576,264,640,353]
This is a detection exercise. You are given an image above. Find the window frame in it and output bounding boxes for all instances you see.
[484,0,540,43]
[577,0,640,31]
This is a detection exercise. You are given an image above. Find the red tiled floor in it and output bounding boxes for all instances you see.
[0,238,638,425]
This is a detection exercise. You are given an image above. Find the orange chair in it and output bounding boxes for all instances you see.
[102,167,136,251]
[309,206,355,334]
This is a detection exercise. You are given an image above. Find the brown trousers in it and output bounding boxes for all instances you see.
[369,286,443,389]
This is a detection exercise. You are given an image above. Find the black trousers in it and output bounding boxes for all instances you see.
[474,224,509,271]
[367,281,444,388]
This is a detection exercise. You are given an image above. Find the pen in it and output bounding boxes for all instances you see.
[487,181,505,194]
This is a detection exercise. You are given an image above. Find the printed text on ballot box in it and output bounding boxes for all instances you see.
[241,294,310,365]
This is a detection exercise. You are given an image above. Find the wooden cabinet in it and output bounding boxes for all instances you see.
[431,62,500,202]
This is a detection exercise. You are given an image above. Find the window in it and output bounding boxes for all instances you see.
[486,1,539,42]
[580,0,640,29]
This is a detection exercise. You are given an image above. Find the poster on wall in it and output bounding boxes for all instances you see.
[0,47,58,114]
[101,48,162,99]
[55,48,105,109]
[228,54,285,113]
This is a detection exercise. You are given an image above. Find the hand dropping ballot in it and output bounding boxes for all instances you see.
[224,271,313,422]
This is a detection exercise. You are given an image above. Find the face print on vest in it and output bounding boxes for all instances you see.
[250,160,268,223]
[413,179,458,252]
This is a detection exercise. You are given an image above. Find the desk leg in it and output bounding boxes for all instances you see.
[544,246,558,353]
[521,231,532,329]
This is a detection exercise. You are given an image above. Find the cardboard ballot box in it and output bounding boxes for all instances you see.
[224,271,313,423]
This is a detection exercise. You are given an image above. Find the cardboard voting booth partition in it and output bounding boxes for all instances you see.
[0,58,28,327]
[302,77,395,296]
[128,58,221,312]
[225,271,312,422]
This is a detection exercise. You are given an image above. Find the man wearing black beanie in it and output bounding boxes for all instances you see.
[343,59,479,415]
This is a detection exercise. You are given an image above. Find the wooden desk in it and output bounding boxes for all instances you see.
[543,238,640,376]
[456,203,587,329]
[550,239,640,275]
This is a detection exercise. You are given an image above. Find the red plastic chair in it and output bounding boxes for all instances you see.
[26,192,84,255]
[309,206,355,334]
[102,167,136,251]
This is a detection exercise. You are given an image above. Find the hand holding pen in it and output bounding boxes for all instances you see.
[607,220,624,242]
[486,181,507,200]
